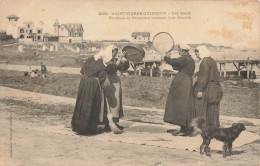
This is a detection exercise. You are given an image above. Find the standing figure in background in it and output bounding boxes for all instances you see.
[41,62,47,77]
[193,46,223,127]
[163,44,195,136]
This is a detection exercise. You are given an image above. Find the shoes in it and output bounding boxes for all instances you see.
[104,124,112,132]
[115,123,124,130]
[172,131,188,136]
[171,126,192,136]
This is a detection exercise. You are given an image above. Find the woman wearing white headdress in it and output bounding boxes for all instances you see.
[163,43,195,136]
[71,45,126,135]
[193,45,223,127]
[101,45,129,132]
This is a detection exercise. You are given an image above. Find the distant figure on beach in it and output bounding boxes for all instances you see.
[41,62,47,77]
[163,44,195,136]
[193,45,223,127]
[24,69,40,78]
[34,50,39,56]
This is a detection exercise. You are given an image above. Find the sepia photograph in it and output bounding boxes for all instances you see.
[0,0,259,165]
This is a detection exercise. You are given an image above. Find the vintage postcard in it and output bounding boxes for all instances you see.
[0,0,259,165]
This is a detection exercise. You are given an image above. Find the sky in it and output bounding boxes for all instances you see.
[0,0,259,49]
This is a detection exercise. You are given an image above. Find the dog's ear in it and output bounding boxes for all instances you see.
[232,123,237,127]
[239,123,246,130]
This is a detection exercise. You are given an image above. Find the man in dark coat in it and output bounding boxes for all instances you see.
[164,44,195,136]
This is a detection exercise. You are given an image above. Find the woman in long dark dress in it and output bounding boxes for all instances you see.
[71,45,119,135]
[193,46,223,127]
[105,52,129,130]
[163,44,195,136]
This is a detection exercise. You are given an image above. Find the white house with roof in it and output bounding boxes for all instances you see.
[58,22,84,43]
[18,21,43,42]
[131,32,150,43]
[6,14,43,41]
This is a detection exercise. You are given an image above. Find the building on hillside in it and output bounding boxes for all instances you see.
[131,32,150,43]
[43,33,59,42]
[6,15,20,39]
[6,14,43,41]
[43,19,59,42]
[58,23,84,43]
[53,19,60,36]
[18,21,43,42]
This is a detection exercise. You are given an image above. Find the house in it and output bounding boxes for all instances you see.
[6,14,20,38]
[58,23,84,43]
[43,19,59,42]
[42,19,84,43]
[6,14,43,41]
[18,21,43,42]
[131,32,150,43]
[43,33,59,42]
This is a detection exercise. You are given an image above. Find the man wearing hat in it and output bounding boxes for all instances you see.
[163,43,195,136]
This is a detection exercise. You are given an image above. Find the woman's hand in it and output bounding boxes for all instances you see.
[161,51,171,61]
[197,92,203,99]
[166,51,171,57]
[118,51,126,59]
[122,51,127,58]
[102,77,111,90]
[115,51,126,65]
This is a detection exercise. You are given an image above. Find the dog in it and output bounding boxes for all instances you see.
[190,118,246,157]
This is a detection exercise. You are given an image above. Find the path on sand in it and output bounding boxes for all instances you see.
[0,86,259,165]
[0,86,259,125]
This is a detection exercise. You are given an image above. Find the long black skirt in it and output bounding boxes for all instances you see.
[71,76,101,134]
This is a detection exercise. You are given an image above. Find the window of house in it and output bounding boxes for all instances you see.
[28,24,30,28]
[20,29,24,33]
[134,37,137,39]
[20,35,24,39]
[38,30,41,34]
[30,30,32,33]
[37,36,41,40]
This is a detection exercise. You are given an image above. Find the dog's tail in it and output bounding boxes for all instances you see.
[189,117,206,134]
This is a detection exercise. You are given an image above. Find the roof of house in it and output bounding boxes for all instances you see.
[53,19,59,26]
[131,32,150,37]
[60,24,84,32]
[7,14,19,19]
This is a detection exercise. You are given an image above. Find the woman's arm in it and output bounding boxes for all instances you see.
[117,60,130,71]
[80,63,85,75]
[196,60,210,92]
[97,70,107,85]
[164,56,186,70]
[115,51,127,66]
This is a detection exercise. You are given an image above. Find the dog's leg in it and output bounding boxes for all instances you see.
[200,139,206,155]
[222,142,228,158]
[228,142,233,156]
[222,144,226,158]
[205,138,211,157]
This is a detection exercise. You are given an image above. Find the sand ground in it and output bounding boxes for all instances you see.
[0,87,259,166]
